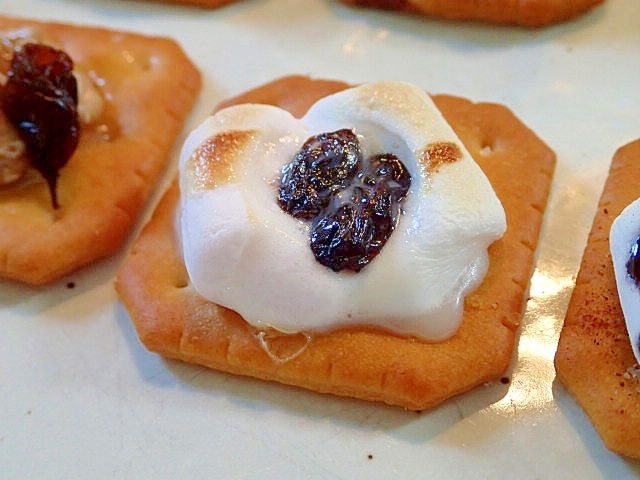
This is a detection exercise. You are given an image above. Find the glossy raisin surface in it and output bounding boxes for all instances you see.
[311,186,393,272]
[278,130,411,272]
[627,234,640,286]
[278,129,361,219]
[311,153,410,272]
[362,153,412,206]
[0,43,80,209]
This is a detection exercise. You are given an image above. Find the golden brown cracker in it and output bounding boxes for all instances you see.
[0,15,201,284]
[336,0,604,28]
[115,75,555,410]
[555,139,640,459]
[138,0,240,8]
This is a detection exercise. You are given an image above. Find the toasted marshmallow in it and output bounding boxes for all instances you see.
[610,198,640,364]
[179,82,506,341]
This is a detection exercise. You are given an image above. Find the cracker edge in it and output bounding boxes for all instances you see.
[555,139,640,459]
[0,15,202,284]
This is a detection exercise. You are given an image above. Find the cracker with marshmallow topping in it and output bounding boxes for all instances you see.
[555,139,640,459]
[116,75,555,410]
[0,15,201,285]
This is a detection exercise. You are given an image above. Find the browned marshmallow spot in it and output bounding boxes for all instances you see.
[184,130,256,192]
[419,141,463,180]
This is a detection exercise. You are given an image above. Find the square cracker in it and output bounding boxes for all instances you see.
[115,75,555,410]
[555,139,640,459]
[336,0,604,28]
[136,0,241,7]
[0,15,201,285]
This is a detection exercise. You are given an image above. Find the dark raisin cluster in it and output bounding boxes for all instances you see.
[278,129,411,272]
[278,129,361,219]
[0,43,80,209]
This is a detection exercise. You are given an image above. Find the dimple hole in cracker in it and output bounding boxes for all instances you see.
[174,279,189,289]
[173,271,189,289]
[479,136,496,156]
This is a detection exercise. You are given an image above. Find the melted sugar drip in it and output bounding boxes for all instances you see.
[256,330,312,364]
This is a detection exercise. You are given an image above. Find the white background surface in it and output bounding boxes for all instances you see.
[1,0,640,478]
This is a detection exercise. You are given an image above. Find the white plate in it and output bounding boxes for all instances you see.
[2,0,640,478]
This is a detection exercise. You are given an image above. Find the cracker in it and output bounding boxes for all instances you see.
[139,0,240,8]
[0,15,201,285]
[115,75,555,410]
[555,139,640,459]
[336,0,604,28]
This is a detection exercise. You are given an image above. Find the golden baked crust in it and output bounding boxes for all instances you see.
[0,15,201,284]
[115,75,555,410]
[336,0,604,28]
[555,139,640,459]
[137,0,240,7]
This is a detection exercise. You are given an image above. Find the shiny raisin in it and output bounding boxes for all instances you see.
[0,43,80,209]
[311,185,395,272]
[278,129,361,218]
[362,153,411,208]
[310,153,410,272]
[278,129,411,273]
[627,234,640,286]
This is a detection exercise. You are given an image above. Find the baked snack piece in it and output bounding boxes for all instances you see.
[336,0,604,28]
[555,139,640,459]
[115,75,555,410]
[0,15,201,284]
[138,0,240,8]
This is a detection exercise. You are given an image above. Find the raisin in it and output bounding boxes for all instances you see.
[278,128,411,272]
[627,234,640,286]
[278,129,361,218]
[362,153,411,206]
[311,185,395,272]
[0,43,80,209]
[310,153,410,272]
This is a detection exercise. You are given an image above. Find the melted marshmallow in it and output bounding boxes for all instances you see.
[179,82,506,341]
[610,198,640,364]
